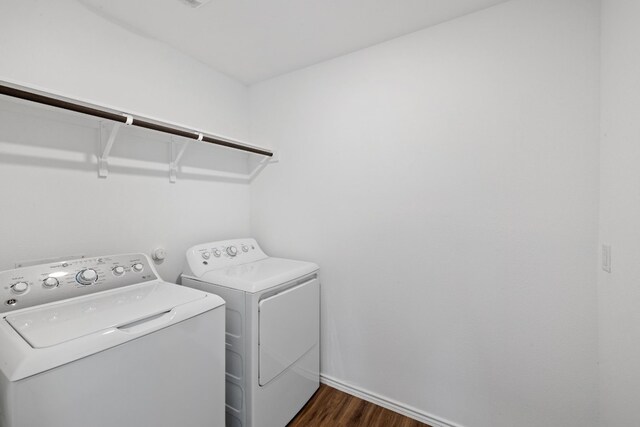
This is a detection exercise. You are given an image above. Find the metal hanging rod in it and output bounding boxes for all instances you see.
[0,82,273,157]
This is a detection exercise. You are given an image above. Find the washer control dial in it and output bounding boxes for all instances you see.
[11,282,29,294]
[213,249,222,257]
[77,269,98,285]
[242,245,248,253]
[42,277,59,289]
[201,251,211,260]
[132,263,144,273]
[112,266,125,276]
[226,246,238,257]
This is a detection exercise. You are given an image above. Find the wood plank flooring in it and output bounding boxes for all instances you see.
[287,384,431,427]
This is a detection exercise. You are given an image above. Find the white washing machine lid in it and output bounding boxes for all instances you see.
[0,281,224,381]
[6,281,211,348]
[187,257,319,293]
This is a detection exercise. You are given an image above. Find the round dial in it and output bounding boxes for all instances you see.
[213,249,222,257]
[132,263,144,272]
[43,277,59,289]
[11,282,29,294]
[242,245,248,253]
[77,269,98,285]
[226,246,238,257]
[201,251,211,260]
[112,266,125,276]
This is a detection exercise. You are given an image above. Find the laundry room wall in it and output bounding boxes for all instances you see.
[598,1,640,426]
[248,0,600,426]
[0,0,253,282]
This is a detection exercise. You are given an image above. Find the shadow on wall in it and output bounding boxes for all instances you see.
[0,96,257,184]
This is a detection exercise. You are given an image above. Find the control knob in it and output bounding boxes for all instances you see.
[226,246,238,257]
[201,251,211,260]
[113,266,125,276]
[76,269,98,285]
[43,277,59,289]
[132,263,144,272]
[213,249,222,257]
[242,245,248,253]
[11,282,29,294]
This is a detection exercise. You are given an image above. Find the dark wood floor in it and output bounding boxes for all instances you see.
[288,384,431,427]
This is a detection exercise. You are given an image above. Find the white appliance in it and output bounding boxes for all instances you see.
[0,253,226,427]
[181,239,319,427]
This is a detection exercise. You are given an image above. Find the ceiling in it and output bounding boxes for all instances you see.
[78,0,510,85]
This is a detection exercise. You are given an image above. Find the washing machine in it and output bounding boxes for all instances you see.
[181,238,319,427]
[0,253,226,427]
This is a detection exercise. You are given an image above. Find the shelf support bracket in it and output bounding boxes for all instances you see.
[169,135,193,183]
[248,151,280,182]
[98,115,132,178]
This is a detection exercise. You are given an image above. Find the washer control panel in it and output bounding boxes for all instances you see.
[0,254,157,313]
[185,238,267,278]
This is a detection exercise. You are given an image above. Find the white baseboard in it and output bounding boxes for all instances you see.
[319,374,465,427]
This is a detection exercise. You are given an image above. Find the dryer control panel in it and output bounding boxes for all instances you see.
[0,254,157,313]
[184,238,268,278]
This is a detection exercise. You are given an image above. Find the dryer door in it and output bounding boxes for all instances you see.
[258,277,319,386]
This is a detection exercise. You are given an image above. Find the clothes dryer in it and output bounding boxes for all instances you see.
[181,239,319,427]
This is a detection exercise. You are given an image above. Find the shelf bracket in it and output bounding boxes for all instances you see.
[98,115,132,178]
[169,135,193,183]
[248,151,280,182]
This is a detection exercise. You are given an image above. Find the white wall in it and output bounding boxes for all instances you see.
[0,0,252,281]
[598,1,640,425]
[249,0,601,426]
[0,0,249,139]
